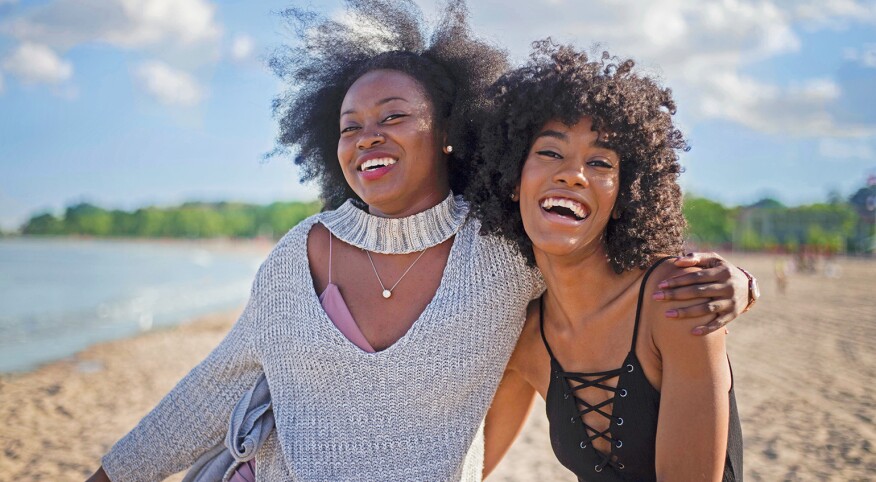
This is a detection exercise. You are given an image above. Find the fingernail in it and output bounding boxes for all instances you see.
[692,327,704,335]
[652,291,665,300]
[658,281,668,289]
[665,309,678,318]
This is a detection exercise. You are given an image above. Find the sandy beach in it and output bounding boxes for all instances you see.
[1,253,874,481]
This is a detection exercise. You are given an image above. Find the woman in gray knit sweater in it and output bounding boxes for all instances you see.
[88,2,752,481]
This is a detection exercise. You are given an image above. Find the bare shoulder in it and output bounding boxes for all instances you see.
[306,222,330,290]
[306,222,330,252]
[644,259,707,325]
[640,259,714,348]
[644,259,727,361]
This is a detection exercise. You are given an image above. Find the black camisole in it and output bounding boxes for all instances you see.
[540,257,743,481]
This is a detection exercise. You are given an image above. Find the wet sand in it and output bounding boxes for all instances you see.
[1,253,873,481]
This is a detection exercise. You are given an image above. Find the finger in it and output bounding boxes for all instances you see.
[664,299,732,319]
[673,251,724,269]
[692,313,734,335]
[672,253,701,267]
[658,266,730,289]
[654,282,732,301]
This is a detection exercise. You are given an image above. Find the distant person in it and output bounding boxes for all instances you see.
[470,43,745,480]
[87,2,754,481]
[775,258,789,294]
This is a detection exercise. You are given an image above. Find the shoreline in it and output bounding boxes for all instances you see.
[0,309,246,481]
[0,237,274,374]
[0,235,277,255]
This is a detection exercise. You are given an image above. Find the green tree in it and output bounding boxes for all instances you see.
[683,196,733,245]
[63,203,113,235]
[22,212,63,235]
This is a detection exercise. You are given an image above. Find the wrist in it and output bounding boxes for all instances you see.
[737,266,759,313]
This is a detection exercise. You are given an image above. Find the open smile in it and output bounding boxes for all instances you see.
[539,196,590,223]
[358,157,398,171]
[355,153,399,181]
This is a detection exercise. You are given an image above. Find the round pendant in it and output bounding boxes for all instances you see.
[382,289,392,299]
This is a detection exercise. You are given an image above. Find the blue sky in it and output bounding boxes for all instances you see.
[0,0,874,230]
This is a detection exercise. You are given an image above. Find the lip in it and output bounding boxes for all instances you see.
[355,151,398,171]
[354,151,399,181]
[537,191,591,225]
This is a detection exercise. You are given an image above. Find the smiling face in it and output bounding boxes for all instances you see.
[518,117,621,262]
[337,69,450,217]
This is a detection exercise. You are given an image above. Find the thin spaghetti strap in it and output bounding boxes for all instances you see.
[327,230,333,284]
[631,256,676,351]
[538,296,559,361]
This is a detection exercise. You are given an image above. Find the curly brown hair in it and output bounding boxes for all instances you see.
[467,40,689,272]
[268,0,507,209]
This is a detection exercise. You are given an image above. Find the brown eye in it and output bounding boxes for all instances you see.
[537,150,562,159]
[382,114,406,122]
[588,159,613,168]
[340,125,360,134]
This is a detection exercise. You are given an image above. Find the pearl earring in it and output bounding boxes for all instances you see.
[443,145,453,154]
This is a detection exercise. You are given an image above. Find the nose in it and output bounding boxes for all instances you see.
[553,161,589,188]
[357,131,385,150]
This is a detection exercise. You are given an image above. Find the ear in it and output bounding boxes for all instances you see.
[611,199,623,219]
[440,131,454,155]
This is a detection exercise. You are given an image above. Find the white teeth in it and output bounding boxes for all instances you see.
[359,157,397,171]
[541,197,587,220]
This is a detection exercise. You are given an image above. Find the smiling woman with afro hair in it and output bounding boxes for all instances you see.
[468,40,689,273]
[269,0,508,209]
[473,41,745,482]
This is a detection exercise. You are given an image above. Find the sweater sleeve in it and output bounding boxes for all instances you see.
[101,276,264,482]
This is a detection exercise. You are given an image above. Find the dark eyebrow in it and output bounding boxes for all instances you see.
[341,96,410,116]
[534,129,568,142]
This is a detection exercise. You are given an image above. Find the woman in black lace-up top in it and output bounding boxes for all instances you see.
[471,42,743,481]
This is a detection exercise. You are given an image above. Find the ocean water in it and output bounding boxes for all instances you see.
[0,238,266,372]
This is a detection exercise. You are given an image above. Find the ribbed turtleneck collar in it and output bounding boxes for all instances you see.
[319,193,469,254]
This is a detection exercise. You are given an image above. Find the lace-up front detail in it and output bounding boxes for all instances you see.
[539,257,742,481]
[562,365,629,471]
[540,297,630,474]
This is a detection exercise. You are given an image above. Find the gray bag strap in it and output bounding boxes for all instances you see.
[183,373,274,482]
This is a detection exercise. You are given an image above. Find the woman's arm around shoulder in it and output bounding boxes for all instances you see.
[646,263,733,481]
[655,252,754,335]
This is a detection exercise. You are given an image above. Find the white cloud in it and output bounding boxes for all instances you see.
[134,60,204,106]
[2,42,72,85]
[844,44,876,68]
[1,0,221,50]
[230,34,255,61]
[0,0,221,104]
[109,0,221,48]
[472,0,873,138]
[793,0,876,29]
[863,45,876,68]
[818,138,874,159]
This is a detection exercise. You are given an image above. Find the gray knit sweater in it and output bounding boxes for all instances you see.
[102,196,542,482]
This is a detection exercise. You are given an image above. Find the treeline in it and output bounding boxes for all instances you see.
[684,183,874,253]
[21,201,322,239]
[16,183,876,253]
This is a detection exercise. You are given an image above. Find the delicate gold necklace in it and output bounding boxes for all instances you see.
[364,248,430,299]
